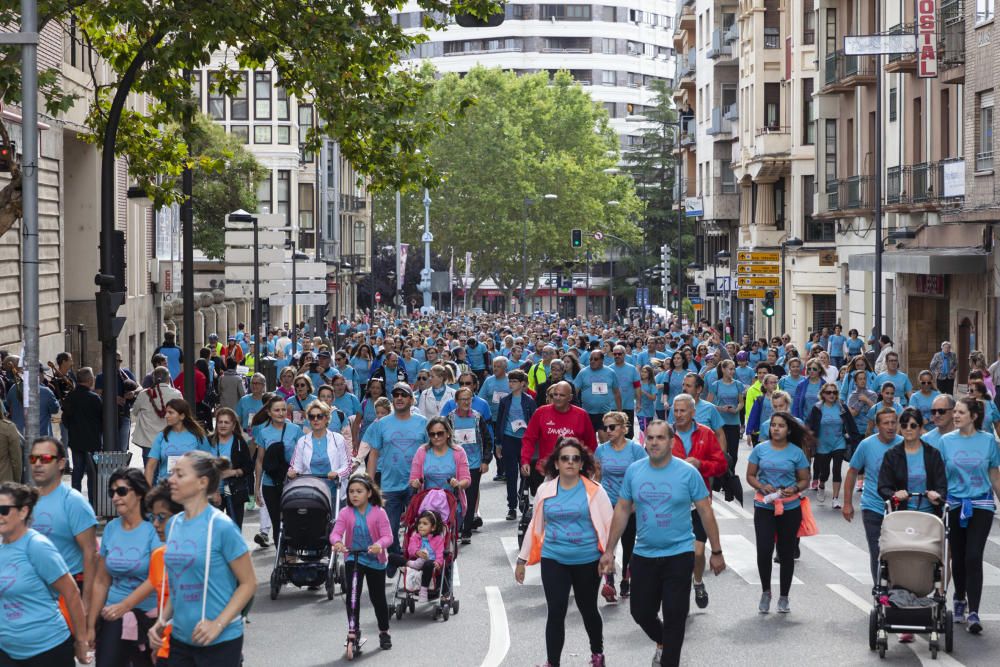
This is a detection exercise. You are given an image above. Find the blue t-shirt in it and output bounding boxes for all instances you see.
[611,362,641,410]
[503,395,527,438]
[817,403,846,454]
[846,337,865,355]
[422,448,457,490]
[0,530,71,659]
[938,429,1000,498]
[638,382,657,419]
[450,412,484,469]
[801,379,823,410]
[709,380,744,426]
[667,400,724,432]
[252,421,303,486]
[904,450,932,513]
[656,369,688,410]
[908,391,940,427]
[620,458,708,558]
[333,392,363,418]
[149,430,211,483]
[735,365,756,386]
[866,401,903,425]
[365,414,429,493]
[164,508,248,646]
[849,433,904,514]
[874,371,913,397]
[235,394,263,430]
[675,424,696,455]
[828,334,847,358]
[779,374,805,395]
[749,441,810,510]
[595,440,648,506]
[479,376,511,420]
[287,393,319,427]
[32,484,97,575]
[466,342,489,371]
[347,506,384,569]
[349,356,372,385]
[574,366,620,414]
[100,519,162,611]
[309,435,332,476]
[922,427,947,449]
[541,479,600,565]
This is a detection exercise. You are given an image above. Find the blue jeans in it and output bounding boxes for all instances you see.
[383,488,414,564]
[115,418,131,453]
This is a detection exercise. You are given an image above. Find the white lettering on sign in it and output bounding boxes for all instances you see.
[916,0,938,78]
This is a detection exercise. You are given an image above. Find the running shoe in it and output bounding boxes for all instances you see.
[777,596,790,613]
[898,633,915,643]
[693,582,709,609]
[494,473,506,482]
[506,509,517,520]
[473,515,484,529]
[253,531,270,548]
[620,578,630,598]
[831,497,843,510]
[379,632,392,650]
[590,653,606,666]
[810,479,820,491]
[460,532,472,545]
[651,647,663,666]
[758,591,772,613]
[954,599,967,623]
[968,612,982,634]
[816,486,826,503]
[601,582,618,604]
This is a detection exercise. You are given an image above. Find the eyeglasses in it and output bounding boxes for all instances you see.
[28,454,58,465]
[920,381,933,386]
[559,454,582,463]
[107,486,132,498]
[308,413,327,421]
[428,430,448,438]
[900,422,921,430]
[0,505,20,516]
[603,424,621,431]
[930,408,952,416]
[822,390,838,395]
[613,352,624,357]
[391,391,409,398]
[147,512,170,524]
[417,376,428,381]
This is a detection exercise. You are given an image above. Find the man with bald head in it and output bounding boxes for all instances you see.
[520,380,596,494]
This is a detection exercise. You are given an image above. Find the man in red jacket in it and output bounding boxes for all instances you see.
[671,392,727,612]
[520,381,597,494]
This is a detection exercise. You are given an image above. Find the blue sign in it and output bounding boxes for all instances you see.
[636,287,650,307]
[690,297,703,305]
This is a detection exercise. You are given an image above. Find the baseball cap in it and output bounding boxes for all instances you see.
[317,350,332,359]
[391,382,414,397]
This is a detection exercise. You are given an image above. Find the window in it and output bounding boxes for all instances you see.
[276,170,291,225]
[803,78,815,145]
[190,72,202,114]
[603,102,617,118]
[254,125,272,144]
[764,0,780,48]
[601,70,616,85]
[231,71,249,121]
[804,176,833,241]
[764,83,781,129]
[299,183,315,230]
[825,9,837,54]
[276,85,290,121]
[976,90,994,171]
[277,126,291,144]
[354,220,367,256]
[825,120,838,184]
[764,28,780,48]
[721,161,736,193]
[804,0,816,44]
[602,38,616,54]
[812,295,838,331]
[977,0,995,23]
[774,179,785,230]
[257,172,273,214]
[298,104,314,163]
[231,125,249,143]
[208,71,225,120]
[255,71,272,120]
[889,85,897,122]
[540,4,591,20]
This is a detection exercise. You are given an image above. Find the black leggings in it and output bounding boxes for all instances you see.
[167,637,243,667]
[622,513,637,575]
[387,554,436,588]
[95,615,155,667]
[812,451,844,484]
[0,638,73,667]
[722,424,741,473]
[262,484,282,545]
[629,553,694,667]
[540,558,603,666]
[948,507,995,612]
[222,488,247,530]
[343,560,390,633]
[461,468,483,536]
[754,505,802,596]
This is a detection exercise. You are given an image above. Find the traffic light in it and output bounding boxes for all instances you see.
[0,142,15,173]
[95,274,126,342]
[455,4,505,27]
[763,290,775,318]
[571,229,583,248]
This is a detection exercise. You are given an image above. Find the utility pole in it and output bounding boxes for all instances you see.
[420,189,433,313]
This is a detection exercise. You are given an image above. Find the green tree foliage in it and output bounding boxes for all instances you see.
[374,67,643,302]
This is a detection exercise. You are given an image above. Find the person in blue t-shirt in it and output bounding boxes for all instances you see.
[707,360,745,473]
[478,357,511,424]
[574,350,622,435]
[876,408,946,517]
[637,365,658,434]
[599,421,726,667]
[805,382,855,507]
[145,399,211,486]
[465,337,490,379]
[873,352,913,400]
[907,370,940,429]
[667,373,728,457]
[827,324,847,369]
[747,412,810,613]
[843,407,904,584]
[89,469,162,663]
[865,382,904,435]
[610,346,642,439]
[149,452,255,666]
[235,374,266,430]
[594,411,647,602]
[251,396,303,546]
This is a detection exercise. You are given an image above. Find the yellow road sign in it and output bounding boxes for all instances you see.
[736,263,780,275]
[737,250,780,263]
[737,288,767,299]
[737,276,780,287]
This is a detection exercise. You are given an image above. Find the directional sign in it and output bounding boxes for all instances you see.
[268,279,327,293]
[268,293,329,306]
[225,247,285,265]
[592,231,604,241]
[737,250,780,263]
[736,263,780,275]
[737,276,780,287]
[224,230,287,247]
[686,284,700,298]
[737,288,767,299]
[259,262,327,280]
[689,297,703,305]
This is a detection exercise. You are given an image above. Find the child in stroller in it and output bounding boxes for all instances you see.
[388,510,445,602]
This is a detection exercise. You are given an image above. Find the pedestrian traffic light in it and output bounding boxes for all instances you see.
[571,229,583,247]
[0,142,14,173]
[763,290,775,318]
[95,274,126,342]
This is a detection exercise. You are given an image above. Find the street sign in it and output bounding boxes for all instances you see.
[686,284,700,298]
[375,291,382,303]
[692,302,703,310]
[737,276,780,287]
[592,231,604,241]
[258,262,327,280]
[225,247,285,265]
[737,288,767,299]
[268,293,328,306]
[716,276,732,293]
[223,230,287,247]
[326,280,339,293]
[737,250,780,263]
[268,279,327,293]
[843,34,917,55]
[736,263,780,275]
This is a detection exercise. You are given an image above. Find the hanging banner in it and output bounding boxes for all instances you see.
[398,243,409,291]
[916,0,938,78]
[464,251,473,287]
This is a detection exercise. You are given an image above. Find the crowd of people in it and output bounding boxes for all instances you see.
[1,312,1000,666]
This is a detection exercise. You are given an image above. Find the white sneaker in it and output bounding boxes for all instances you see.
[832,497,843,510]
[651,646,663,666]
[816,487,826,503]
[809,480,819,491]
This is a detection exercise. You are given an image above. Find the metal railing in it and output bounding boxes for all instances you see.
[680,118,696,145]
[886,166,901,204]
[724,23,739,44]
[824,50,875,86]
[885,162,965,205]
[976,151,994,172]
[886,24,915,63]
[708,28,732,58]
[724,102,738,120]
[826,175,874,210]
[826,179,840,210]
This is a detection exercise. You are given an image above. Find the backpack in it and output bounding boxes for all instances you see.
[261,424,290,484]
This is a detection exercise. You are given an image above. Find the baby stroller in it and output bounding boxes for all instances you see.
[270,475,343,601]
[391,488,460,621]
[869,493,952,659]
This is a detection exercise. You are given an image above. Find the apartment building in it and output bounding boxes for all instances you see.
[395,0,677,149]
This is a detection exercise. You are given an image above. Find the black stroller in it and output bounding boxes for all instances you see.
[269,475,343,600]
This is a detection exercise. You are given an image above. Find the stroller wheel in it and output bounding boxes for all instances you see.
[442,602,451,621]
[868,609,878,651]
[877,637,887,659]
[269,569,281,601]
[432,607,441,621]
[408,598,415,614]
[325,570,335,601]
[452,599,460,615]
[395,602,405,620]
[945,612,954,653]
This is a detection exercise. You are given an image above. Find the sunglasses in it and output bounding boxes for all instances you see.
[920,381,933,386]
[428,430,448,438]
[28,454,59,465]
[822,390,837,395]
[930,408,952,416]
[0,505,21,516]
[147,512,170,524]
[308,413,327,421]
[603,424,621,431]
[559,454,582,463]
[459,382,474,387]
[899,421,921,429]
[391,391,409,398]
[295,383,309,388]
[417,376,428,381]
[613,352,624,357]
[107,486,132,498]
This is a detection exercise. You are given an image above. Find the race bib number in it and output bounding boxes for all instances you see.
[167,456,181,474]
[492,391,509,404]
[292,410,305,425]
[246,411,255,427]
[511,419,527,431]
[454,428,477,445]
[592,382,608,396]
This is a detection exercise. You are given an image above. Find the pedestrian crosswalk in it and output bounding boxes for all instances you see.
[800,534,875,585]
[721,534,803,586]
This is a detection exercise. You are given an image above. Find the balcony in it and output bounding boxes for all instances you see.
[747,126,791,180]
[939,0,965,84]
[707,107,734,138]
[884,24,916,73]
[680,118,696,147]
[825,176,874,214]
[724,23,739,44]
[822,50,876,93]
[678,51,696,90]
[677,4,695,31]
[885,162,964,210]
[707,28,733,60]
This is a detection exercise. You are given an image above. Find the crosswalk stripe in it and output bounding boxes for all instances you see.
[711,500,739,520]
[721,534,803,586]
[712,492,754,520]
[801,534,873,585]
[501,536,540,586]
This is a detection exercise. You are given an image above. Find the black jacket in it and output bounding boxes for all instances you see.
[806,400,863,448]
[61,385,103,452]
[877,442,948,516]
[207,433,254,500]
[494,392,538,438]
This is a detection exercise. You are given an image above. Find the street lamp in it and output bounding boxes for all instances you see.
[715,249,731,327]
[228,209,260,356]
[780,237,803,335]
[522,194,558,314]
[604,200,621,319]
[420,189,433,314]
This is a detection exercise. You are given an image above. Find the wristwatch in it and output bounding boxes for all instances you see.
[711,550,723,555]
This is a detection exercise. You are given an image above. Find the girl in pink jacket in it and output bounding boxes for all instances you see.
[388,510,446,602]
[330,473,393,651]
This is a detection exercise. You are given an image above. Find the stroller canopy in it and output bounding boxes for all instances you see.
[879,510,945,560]
[281,476,333,513]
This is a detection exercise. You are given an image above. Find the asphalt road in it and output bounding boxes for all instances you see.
[238,438,1000,667]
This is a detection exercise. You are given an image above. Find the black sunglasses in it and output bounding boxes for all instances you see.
[308,413,327,421]
[603,424,621,431]
[559,454,582,463]
[147,512,170,524]
[391,391,409,397]
[108,486,132,498]
[428,430,448,438]
[930,408,952,416]
[0,505,20,516]
[900,421,921,429]
[459,382,474,387]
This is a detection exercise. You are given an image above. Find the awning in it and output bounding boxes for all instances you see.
[848,247,990,274]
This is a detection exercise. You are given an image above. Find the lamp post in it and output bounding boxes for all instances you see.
[228,210,260,354]
[420,189,433,313]
[780,237,803,335]
[715,250,732,336]
[714,250,731,325]
[522,194,558,314]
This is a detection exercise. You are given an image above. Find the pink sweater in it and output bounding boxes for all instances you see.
[329,505,393,564]
[409,445,472,515]
[404,531,447,562]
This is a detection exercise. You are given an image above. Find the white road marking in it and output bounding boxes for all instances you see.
[501,536,540,585]
[721,534,802,586]
[453,561,460,587]
[801,534,874,585]
[712,492,755,520]
[827,584,966,666]
[481,586,510,667]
